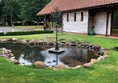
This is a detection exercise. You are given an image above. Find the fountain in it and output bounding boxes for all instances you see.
[42,7,65,66]
[49,7,65,54]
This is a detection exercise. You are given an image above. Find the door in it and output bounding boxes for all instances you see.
[112,9,118,35]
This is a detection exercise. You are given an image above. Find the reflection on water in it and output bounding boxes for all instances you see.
[0,42,99,67]
[0,42,44,65]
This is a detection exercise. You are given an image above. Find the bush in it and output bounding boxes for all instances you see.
[13,22,22,26]
[22,20,34,25]
[0,32,4,36]
[0,30,53,36]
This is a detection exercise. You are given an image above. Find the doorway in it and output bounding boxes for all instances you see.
[112,9,118,35]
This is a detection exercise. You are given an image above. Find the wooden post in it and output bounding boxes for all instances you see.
[44,16,49,30]
[106,12,110,37]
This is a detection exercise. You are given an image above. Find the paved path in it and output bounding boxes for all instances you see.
[0,27,38,33]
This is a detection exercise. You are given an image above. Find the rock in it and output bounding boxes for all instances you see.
[28,40,35,45]
[87,44,94,49]
[1,39,7,42]
[70,43,76,46]
[54,64,67,69]
[92,45,101,51]
[80,43,89,48]
[2,48,9,53]
[75,65,82,69]
[113,46,118,51]
[97,56,105,62]
[47,42,54,45]
[33,61,46,68]
[38,41,47,45]
[83,63,92,68]
[98,48,105,56]
[20,40,27,43]
[104,55,108,58]
[12,38,18,41]
[7,38,12,41]
[48,67,55,70]
[9,57,19,64]
[90,59,97,64]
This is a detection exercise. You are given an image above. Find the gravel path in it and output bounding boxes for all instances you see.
[0,27,37,32]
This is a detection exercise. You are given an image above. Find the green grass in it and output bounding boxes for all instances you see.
[15,26,44,30]
[0,33,118,83]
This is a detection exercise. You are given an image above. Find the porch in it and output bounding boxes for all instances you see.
[88,5,118,36]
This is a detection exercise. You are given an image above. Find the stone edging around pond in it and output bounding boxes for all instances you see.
[0,38,109,70]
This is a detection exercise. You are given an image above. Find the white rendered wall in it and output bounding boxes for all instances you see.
[63,10,89,33]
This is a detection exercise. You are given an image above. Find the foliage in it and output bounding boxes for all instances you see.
[0,0,21,26]
[0,0,51,26]
[0,30,53,36]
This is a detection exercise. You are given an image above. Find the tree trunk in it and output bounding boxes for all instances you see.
[2,18,5,26]
[37,18,39,25]
[10,14,13,26]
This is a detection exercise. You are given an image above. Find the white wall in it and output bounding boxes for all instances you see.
[63,10,89,33]
[94,12,111,35]
[108,13,111,35]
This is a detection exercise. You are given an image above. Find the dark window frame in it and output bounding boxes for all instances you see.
[74,13,76,22]
[81,12,83,22]
[67,13,69,22]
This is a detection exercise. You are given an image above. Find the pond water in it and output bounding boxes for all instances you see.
[0,42,99,67]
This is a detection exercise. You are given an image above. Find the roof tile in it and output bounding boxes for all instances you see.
[37,0,118,15]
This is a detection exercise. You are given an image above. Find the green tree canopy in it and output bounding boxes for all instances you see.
[0,0,51,26]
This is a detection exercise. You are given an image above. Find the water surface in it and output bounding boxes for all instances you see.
[0,42,99,67]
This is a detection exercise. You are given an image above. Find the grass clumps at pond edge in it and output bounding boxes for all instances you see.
[0,33,118,83]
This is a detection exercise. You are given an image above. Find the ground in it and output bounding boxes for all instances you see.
[0,32,118,83]
[0,26,43,32]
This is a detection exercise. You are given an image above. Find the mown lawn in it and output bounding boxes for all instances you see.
[15,26,44,30]
[0,33,118,83]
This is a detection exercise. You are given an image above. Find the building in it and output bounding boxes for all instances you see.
[37,0,118,36]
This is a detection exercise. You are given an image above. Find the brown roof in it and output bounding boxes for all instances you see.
[37,0,118,15]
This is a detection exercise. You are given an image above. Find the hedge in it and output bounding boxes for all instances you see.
[0,30,53,36]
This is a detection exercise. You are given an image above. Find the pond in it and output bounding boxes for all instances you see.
[0,41,99,67]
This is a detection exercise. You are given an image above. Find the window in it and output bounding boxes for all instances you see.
[74,13,76,22]
[81,12,83,22]
[67,14,69,22]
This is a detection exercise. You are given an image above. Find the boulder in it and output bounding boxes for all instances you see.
[97,56,105,62]
[98,48,105,56]
[9,57,19,64]
[54,64,67,69]
[48,67,55,70]
[92,45,101,51]
[113,46,118,51]
[12,38,18,41]
[90,59,97,64]
[83,63,92,68]
[33,61,46,68]
[75,65,82,69]
[47,42,54,46]
[20,40,27,43]
[1,39,7,42]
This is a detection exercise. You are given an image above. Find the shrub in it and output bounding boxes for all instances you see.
[0,32,4,36]
[0,30,53,36]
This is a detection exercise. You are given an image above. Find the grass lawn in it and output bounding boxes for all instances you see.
[15,26,44,30]
[0,33,118,83]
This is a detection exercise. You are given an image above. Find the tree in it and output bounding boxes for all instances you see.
[0,0,51,26]
[19,0,51,25]
[0,0,21,26]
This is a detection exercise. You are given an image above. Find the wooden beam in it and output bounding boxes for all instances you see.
[44,16,49,30]
[105,12,110,37]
